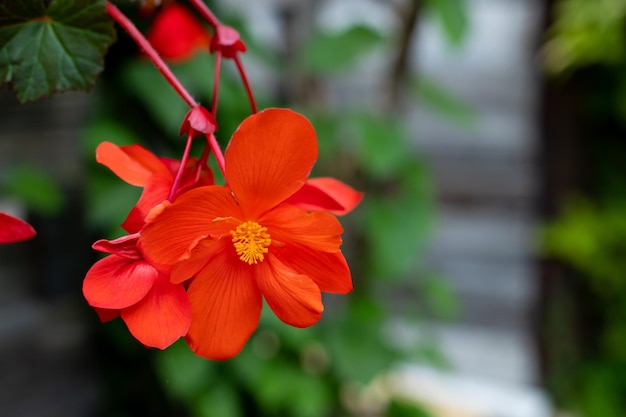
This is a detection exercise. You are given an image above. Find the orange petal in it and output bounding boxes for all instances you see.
[0,212,35,244]
[184,253,262,360]
[139,186,241,269]
[96,142,170,187]
[121,274,191,349]
[83,256,158,309]
[286,177,364,215]
[257,256,323,328]
[272,244,353,294]
[225,108,318,218]
[261,204,343,253]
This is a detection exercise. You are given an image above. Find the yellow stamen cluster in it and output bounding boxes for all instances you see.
[230,221,271,265]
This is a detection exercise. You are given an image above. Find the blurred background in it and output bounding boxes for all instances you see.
[1,0,625,416]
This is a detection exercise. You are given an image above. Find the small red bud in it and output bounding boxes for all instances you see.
[180,106,217,136]
[210,24,246,58]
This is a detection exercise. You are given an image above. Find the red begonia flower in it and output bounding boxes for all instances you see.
[0,212,36,244]
[146,2,211,62]
[83,234,191,349]
[139,108,355,360]
[96,142,213,233]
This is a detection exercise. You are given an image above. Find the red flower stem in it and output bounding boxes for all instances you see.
[234,55,258,114]
[105,1,198,108]
[187,0,221,28]
[207,133,226,177]
[212,51,222,116]
[168,130,195,201]
[194,139,212,183]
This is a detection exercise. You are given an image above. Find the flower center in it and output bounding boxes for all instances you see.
[230,221,271,265]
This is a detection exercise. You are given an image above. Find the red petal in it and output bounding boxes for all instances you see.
[94,307,120,323]
[139,186,241,269]
[121,206,146,235]
[286,177,363,215]
[272,244,353,294]
[0,212,35,244]
[122,173,173,233]
[83,256,158,309]
[261,204,343,253]
[147,3,211,62]
[257,256,323,328]
[184,253,262,360]
[121,274,191,349]
[225,108,318,218]
[96,142,170,187]
[92,234,141,259]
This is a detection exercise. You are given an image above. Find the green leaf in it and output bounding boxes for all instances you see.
[425,0,469,46]
[0,0,116,102]
[303,25,383,74]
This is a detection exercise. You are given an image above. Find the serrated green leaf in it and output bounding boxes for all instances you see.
[0,0,116,102]
[303,25,383,74]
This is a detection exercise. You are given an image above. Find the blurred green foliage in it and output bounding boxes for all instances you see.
[0,165,65,216]
[544,0,626,73]
[544,198,626,295]
[83,1,470,416]
[424,0,468,46]
[303,25,384,75]
[413,75,477,127]
[542,198,626,417]
[542,1,626,415]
